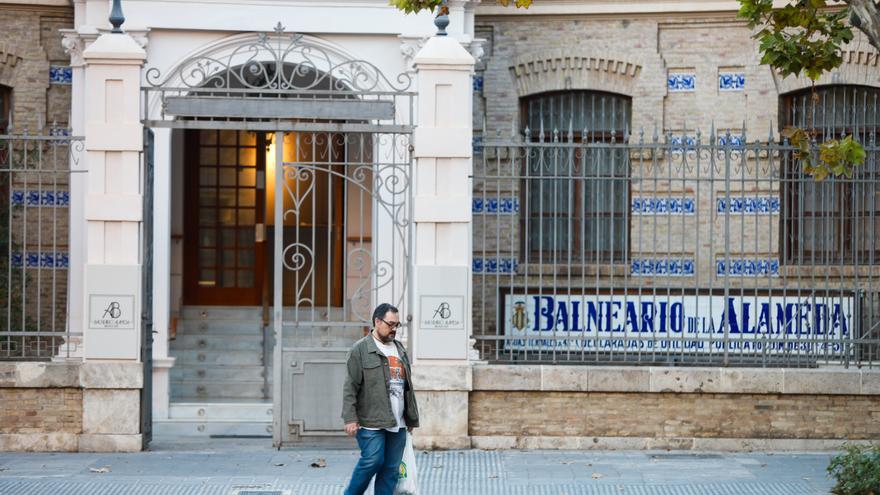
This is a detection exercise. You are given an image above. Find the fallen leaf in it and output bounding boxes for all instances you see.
[89,467,111,474]
[591,472,604,480]
[310,458,327,468]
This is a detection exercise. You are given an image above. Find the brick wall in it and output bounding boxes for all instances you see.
[471,391,880,439]
[0,388,82,434]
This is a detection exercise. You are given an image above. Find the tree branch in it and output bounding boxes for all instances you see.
[845,0,880,52]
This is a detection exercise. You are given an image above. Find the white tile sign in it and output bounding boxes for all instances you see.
[89,294,135,329]
[420,295,465,330]
[503,293,854,355]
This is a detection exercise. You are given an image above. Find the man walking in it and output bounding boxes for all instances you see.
[342,303,419,495]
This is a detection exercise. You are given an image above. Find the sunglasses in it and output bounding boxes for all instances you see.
[379,318,401,330]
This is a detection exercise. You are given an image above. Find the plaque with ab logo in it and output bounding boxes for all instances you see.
[88,294,135,329]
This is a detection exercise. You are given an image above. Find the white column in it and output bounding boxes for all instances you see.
[81,33,146,361]
[151,127,174,419]
[409,35,474,449]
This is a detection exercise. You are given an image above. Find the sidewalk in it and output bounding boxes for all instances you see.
[0,438,835,495]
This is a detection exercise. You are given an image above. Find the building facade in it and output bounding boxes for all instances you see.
[1,0,879,453]
[467,0,880,448]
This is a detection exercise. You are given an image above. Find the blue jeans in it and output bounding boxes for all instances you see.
[344,428,407,495]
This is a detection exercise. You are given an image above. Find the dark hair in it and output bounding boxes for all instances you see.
[372,303,399,327]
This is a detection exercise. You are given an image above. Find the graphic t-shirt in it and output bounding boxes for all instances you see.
[368,336,407,432]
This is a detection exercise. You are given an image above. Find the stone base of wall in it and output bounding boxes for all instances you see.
[0,362,143,452]
[471,391,880,442]
[467,365,880,451]
[471,435,877,452]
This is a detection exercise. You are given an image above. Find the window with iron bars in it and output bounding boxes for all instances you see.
[780,85,880,265]
[520,91,631,263]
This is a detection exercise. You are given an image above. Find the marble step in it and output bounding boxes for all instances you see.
[169,350,264,366]
[170,364,267,383]
[152,419,272,438]
[177,319,264,335]
[181,306,264,321]
[176,319,366,338]
[181,306,351,321]
[168,401,273,421]
[170,380,267,400]
[171,335,269,352]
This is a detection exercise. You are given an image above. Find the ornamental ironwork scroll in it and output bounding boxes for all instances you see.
[144,22,413,94]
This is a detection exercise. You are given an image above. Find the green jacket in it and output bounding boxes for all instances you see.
[341,335,420,429]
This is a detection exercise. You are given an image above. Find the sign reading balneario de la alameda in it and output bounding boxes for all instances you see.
[502,293,855,355]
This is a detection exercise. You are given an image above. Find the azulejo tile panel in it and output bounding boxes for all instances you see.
[716,258,779,277]
[473,75,484,92]
[717,135,744,147]
[473,197,520,214]
[473,257,519,274]
[668,73,696,92]
[631,258,695,276]
[49,66,72,85]
[668,135,697,152]
[10,190,70,207]
[10,252,69,268]
[631,197,695,215]
[472,135,483,155]
[718,72,746,91]
[716,196,780,214]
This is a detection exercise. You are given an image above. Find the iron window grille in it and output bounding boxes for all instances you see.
[780,85,880,265]
[520,91,631,263]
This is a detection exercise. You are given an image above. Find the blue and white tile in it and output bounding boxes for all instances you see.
[667,73,696,92]
[716,258,779,277]
[668,135,697,152]
[631,258,695,276]
[473,257,519,274]
[9,251,69,268]
[717,135,744,147]
[49,66,72,85]
[716,196,780,214]
[10,189,69,207]
[472,135,483,155]
[632,197,695,215]
[472,75,484,92]
[719,72,746,91]
[473,197,520,214]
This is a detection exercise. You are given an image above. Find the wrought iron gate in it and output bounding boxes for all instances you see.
[140,25,415,445]
[270,127,412,444]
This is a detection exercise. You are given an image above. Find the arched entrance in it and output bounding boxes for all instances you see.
[142,25,414,446]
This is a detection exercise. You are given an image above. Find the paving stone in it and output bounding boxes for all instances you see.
[0,439,836,494]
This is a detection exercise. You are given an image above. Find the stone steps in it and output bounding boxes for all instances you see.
[163,305,364,438]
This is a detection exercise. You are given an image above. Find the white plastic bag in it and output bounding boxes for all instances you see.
[363,432,418,495]
[394,432,419,495]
